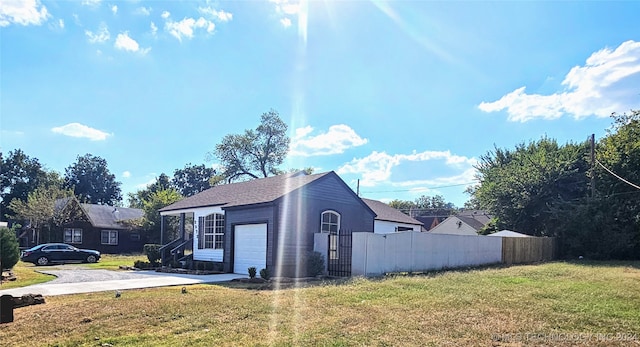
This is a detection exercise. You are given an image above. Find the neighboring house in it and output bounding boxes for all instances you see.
[68,203,146,253]
[18,198,146,253]
[428,211,493,236]
[361,198,424,233]
[159,171,376,277]
[414,215,447,231]
[488,230,532,238]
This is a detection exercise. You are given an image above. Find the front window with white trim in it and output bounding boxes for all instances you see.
[101,230,118,245]
[64,228,83,244]
[198,213,225,249]
[321,211,340,234]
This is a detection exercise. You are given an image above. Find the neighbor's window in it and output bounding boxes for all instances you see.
[130,233,141,241]
[198,213,224,249]
[64,228,83,244]
[321,211,340,234]
[101,230,118,245]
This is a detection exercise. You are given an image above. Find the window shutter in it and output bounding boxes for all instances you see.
[198,217,204,249]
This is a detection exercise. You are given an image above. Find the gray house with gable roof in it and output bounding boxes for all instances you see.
[159,171,378,277]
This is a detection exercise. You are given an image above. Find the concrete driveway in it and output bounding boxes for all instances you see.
[0,266,246,297]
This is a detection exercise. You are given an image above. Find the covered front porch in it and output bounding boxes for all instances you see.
[158,209,193,266]
[159,206,225,267]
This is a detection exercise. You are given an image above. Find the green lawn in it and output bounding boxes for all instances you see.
[78,253,147,270]
[0,253,147,289]
[0,262,54,289]
[0,261,638,346]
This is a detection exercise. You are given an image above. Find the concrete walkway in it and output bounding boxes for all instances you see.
[0,271,246,297]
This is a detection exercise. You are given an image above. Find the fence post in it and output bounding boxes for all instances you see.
[1,295,14,323]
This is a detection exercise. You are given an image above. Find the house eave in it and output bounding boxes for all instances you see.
[375,218,423,226]
[160,204,225,216]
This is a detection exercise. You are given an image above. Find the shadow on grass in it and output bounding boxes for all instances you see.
[561,259,640,270]
[214,276,353,291]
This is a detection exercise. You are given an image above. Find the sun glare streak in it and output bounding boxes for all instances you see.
[273,1,311,342]
[298,0,308,46]
[369,0,454,63]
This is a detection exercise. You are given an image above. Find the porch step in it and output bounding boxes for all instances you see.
[178,253,193,262]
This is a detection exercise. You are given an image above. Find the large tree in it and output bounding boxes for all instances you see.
[586,110,640,258]
[127,173,172,209]
[64,154,122,205]
[7,185,82,244]
[388,194,456,217]
[141,188,183,243]
[0,149,52,220]
[470,137,590,237]
[208,110,289,182]
[469,113,640,260]
[126,175,183,243]
[172,163,217,197]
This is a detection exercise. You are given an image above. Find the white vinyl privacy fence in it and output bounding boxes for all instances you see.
[351,232,502,276]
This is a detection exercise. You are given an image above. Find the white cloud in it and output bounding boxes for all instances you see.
[114,32,150,54]
[271,0,302,29]
[280,18,291,28]
[135,174,159,189]
[198,7,233,22]
[161,11,170,19]
[271,0,301,15]
[150,21,157,36]
[135,7,151,16]
[0,0,50,27]
[49,17,64,30]
[337,150,477,187]
[392,168,478,188]
[85,23,110,43]
[290,124,368,156]
[165,17,215,41]
[51,123,111,141]
[122,171,131,178]
[81,0,101,6]
[111,5,117,15]
[479,40,640,122]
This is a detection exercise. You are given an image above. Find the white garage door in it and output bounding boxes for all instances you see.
[233,223,267,275]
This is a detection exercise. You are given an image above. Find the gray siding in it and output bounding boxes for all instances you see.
[220,173,376,277]
[222,205,275,273]
[274,174,375,277]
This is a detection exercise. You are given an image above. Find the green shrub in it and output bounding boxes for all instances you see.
[248,266,257,279]
[134,260,153,269]
[0,227,20,270]
[304,251,325,277]
[143,244,161,265]
[169,260,181,268]
[259,268,270,280]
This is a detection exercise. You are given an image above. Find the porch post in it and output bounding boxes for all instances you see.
[180,213,185,240]
[160,215,164,245]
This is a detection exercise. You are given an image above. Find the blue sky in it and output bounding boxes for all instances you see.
[1,0,639,207]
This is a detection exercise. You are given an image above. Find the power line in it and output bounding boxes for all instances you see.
[596,159,640,191]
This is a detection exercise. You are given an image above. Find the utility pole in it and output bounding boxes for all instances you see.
[356,179,360,196]
[590,133,595,198]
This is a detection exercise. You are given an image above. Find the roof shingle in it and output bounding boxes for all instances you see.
[159,171,331,212]
[361,198,423,225]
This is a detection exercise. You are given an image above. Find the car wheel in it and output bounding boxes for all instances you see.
[86,255,97,263]
[36,256,49,266]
